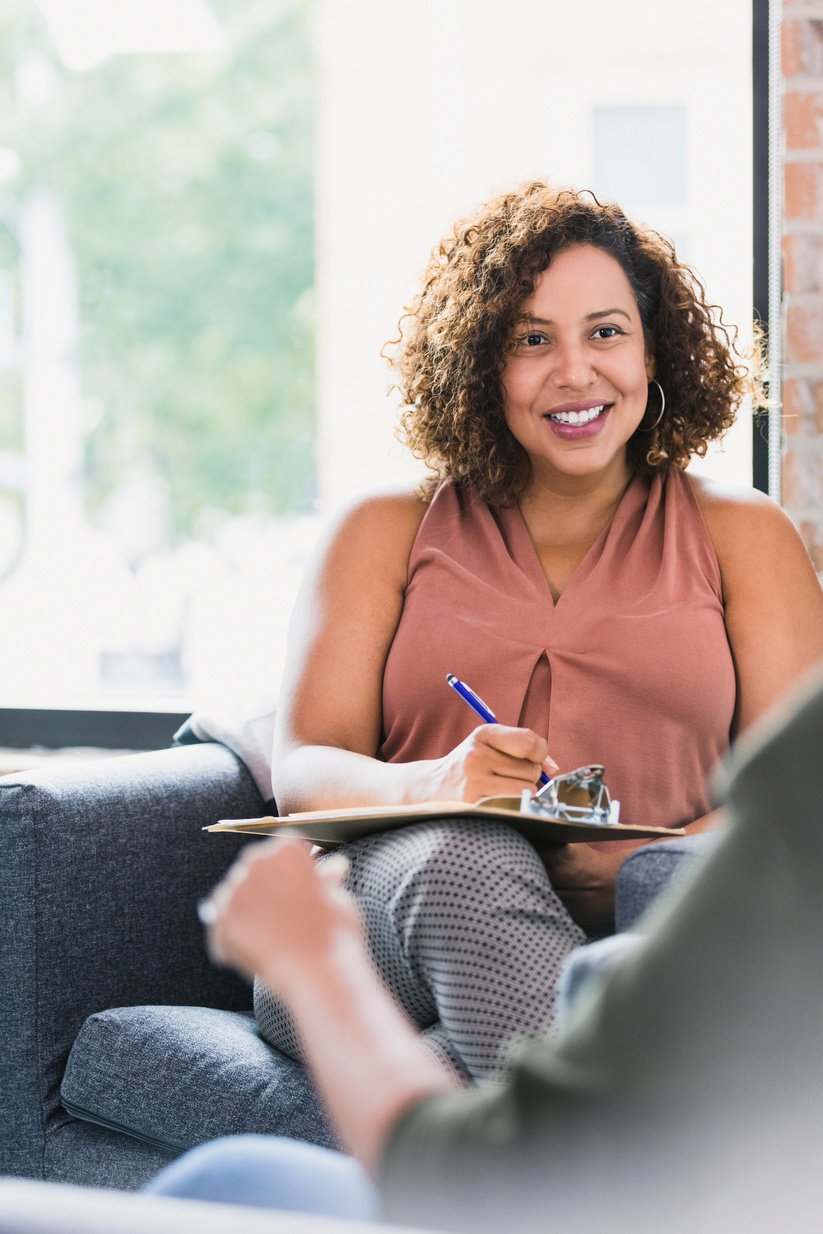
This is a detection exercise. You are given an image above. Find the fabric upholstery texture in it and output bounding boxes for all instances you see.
[62,1006,334,1153]
[41,1120,178,1191]
[614,832,718,931]
[0,742,317,1187]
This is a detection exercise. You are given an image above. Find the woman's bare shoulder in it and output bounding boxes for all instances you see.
[685,471,795,553]
[684,471,820,613]
[685,470,774,513]
[334,489,431,531]
[684,471,823,734]
[327,489,430,548]
[313,489,431,591]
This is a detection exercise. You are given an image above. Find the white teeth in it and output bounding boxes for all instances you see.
[549,404,606,425]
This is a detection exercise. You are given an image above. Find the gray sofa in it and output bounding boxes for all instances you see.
[1,743,335,1192]
[0,740,710,1193]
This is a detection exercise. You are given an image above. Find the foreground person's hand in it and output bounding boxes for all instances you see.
[199,838,456,1172]
[200,839,361,994]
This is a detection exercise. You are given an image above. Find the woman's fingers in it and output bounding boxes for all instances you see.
[473,723,559,775]
[477,723,558,769]
[436,724,560,801]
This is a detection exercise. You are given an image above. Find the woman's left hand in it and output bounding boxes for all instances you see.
[538,842,626,927]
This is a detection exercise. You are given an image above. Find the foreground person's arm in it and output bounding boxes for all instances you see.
[379,667,823,1234]
[204,839,457,1172]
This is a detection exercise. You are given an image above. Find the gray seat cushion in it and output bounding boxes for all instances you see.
[61,1005,335,1153]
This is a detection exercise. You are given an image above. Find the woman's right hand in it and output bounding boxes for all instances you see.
[425,724,558,803]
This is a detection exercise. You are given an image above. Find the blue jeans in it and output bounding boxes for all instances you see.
[144,1134,379,1222]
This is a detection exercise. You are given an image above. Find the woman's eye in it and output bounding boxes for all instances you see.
[592,325,622,340]
[515,332,548,348]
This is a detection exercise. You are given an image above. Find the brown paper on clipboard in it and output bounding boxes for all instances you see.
[204,799,684,847]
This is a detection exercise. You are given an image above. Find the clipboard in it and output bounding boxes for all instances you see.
[204,799,684,847]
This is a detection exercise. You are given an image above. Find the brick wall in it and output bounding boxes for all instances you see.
[783,4,823,570]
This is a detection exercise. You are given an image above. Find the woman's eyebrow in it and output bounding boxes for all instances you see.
[517,307,633,325]
[585,307,632,322]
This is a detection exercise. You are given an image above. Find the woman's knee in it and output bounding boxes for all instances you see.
[397,820,547,899]
[369,822,553,955]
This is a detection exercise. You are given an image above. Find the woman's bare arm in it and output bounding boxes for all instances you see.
[273,492,556,813]
[689,475,823,736]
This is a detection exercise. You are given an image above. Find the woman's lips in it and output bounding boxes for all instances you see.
[543,404,612,438]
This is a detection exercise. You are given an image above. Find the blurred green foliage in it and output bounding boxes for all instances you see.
[0,0,314,538]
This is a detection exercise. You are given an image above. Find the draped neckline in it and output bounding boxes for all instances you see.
[498,471,646,609]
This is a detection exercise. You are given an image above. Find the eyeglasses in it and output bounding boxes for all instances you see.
[526,764,619,826]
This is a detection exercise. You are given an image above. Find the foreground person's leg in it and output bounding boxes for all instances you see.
[144,1135,378,1220]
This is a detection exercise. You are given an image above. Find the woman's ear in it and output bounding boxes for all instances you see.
[645,352,656,381]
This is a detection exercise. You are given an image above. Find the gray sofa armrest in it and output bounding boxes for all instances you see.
[0,743,266,1179]
[615,832,719,932]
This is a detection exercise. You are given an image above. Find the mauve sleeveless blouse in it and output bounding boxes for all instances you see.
[379,471,736,829]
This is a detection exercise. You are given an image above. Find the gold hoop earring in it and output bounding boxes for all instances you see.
[644,380,666,431]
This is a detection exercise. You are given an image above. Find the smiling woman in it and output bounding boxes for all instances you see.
[395,186,747,515]
[0,0,759,736]
[251,177,823,1084]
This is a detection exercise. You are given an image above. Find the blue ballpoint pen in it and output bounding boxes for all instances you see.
[446,673,551,787]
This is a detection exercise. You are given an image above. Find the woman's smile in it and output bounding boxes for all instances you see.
[544,400,613,437]
[502,243,654,487]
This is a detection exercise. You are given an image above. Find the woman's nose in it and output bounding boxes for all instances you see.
[550,340,594,389]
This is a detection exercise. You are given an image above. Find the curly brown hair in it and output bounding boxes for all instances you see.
[388,181,755,505]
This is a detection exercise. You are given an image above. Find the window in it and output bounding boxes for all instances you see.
[0,0,756,731]
[0,0,313,715]
[315,0,754,508]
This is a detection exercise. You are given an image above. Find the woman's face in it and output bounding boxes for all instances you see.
[501,243,654,490]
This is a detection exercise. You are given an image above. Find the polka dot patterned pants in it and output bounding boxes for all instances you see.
[253,820,588,1082]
